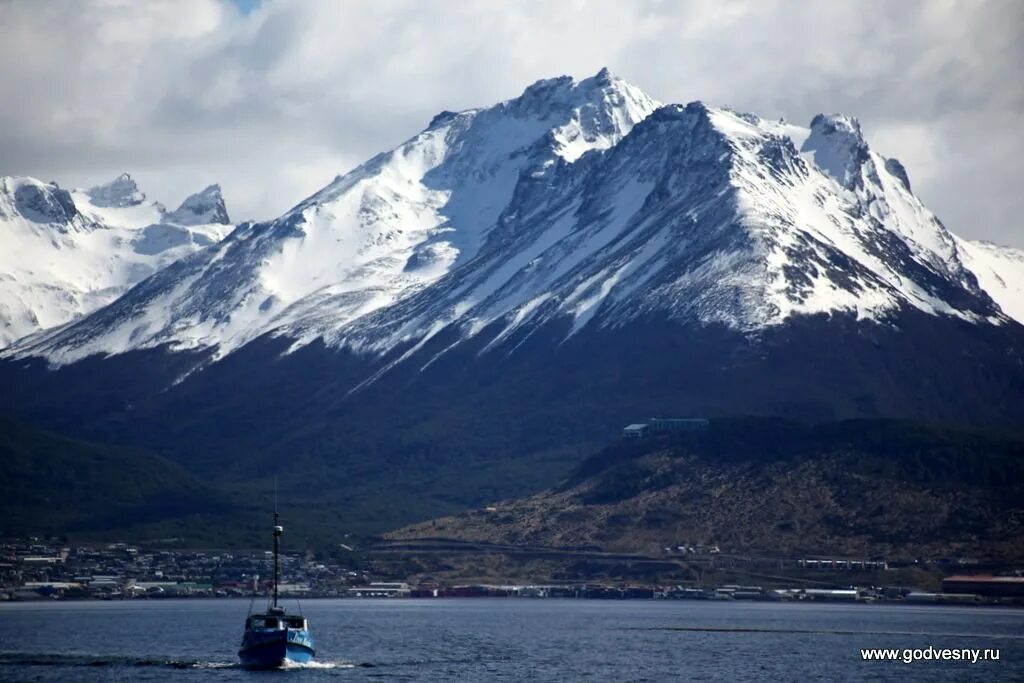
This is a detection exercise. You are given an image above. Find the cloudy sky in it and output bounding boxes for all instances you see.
[1,0,1021,245]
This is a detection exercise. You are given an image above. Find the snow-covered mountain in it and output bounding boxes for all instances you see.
[0,174,232,347]
[9,69,659,362]
[6,69,1022,369]
[335,104,1007,371]
[2,70,1023,535]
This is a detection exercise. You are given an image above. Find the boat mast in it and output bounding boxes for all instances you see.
[273,510,282,608]
[272,479,282,609]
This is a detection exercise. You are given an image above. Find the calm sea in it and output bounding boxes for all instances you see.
[0,598,1021,681]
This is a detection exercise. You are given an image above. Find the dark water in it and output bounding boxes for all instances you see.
[0,598,1021,681]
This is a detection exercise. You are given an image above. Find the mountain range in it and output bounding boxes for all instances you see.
[1,69,1022,542]
[0,174,231,347]
[5,69,1023,364]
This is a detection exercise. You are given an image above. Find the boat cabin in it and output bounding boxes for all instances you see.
[246,614,307,631]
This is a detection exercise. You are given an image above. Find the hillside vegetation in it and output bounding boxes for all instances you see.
[391,418,1024,560]
[0,418,229,537]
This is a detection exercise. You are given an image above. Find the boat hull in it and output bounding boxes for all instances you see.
[239,630,315,669]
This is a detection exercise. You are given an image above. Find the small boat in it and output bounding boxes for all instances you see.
[238,509,315,668]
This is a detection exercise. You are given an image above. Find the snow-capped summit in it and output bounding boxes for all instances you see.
[0,176,84,229]
[800,111,970,287]
[0,174,233,347]
[506,67,659,162]
[5,70,1022,370]
[70,173,167,231]
[165,185,231,226]
[802,114,869,189]
[86,172,147,208]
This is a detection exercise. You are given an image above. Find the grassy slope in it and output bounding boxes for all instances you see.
[390,418,1024,560]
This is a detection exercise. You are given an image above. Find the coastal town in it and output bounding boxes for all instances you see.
[4,538,1022,606]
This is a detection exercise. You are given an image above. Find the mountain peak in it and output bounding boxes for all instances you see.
[594,66,614,83]
[801,113,869,189]
[809,112,863,138]
[579,67,625,90]
[516,73,583,106]
[0,172,232,348]
[0,176,80,226]
[576,68,652,106]
[86,172,146,208]
[507,69,660,162]
[165,184,230,226]
[512,69,653,113]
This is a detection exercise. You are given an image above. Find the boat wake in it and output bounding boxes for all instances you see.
[0,652,238,669]
[280,659,357,670]
[0,652,366,670]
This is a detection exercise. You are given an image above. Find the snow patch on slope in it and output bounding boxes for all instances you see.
[956,238,1024,324]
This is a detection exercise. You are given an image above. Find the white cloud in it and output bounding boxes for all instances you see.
[0,0,1020,245]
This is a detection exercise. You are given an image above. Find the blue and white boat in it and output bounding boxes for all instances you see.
[238,510,315,668]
